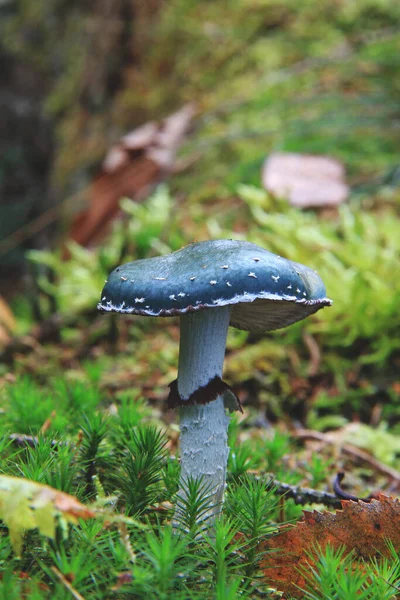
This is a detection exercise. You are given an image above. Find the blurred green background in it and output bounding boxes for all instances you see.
[0,0,399,438]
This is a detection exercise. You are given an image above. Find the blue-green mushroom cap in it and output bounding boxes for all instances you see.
[98,240,332,332]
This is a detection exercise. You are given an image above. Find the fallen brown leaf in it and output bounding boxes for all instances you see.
[68,104,196,249]
[260,494,400,597]
[262,152,349,208]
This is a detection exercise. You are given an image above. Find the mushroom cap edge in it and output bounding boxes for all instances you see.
[98,239,332,332]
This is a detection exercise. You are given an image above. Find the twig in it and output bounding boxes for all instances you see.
[302,331,321,376]
[0,206,61,258]
[0,184,87,259]
[118,522,136,564]
[293,429,400,482]
[0,314,63,362]
[264,475,342,509]
[333,471,372,502]
[9,433,63,449]
[51,566,86,600]
[0,309,99,363]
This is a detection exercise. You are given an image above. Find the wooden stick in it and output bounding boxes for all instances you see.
[293,429,400,482]
[51,566,86,600]
[264,476,342,509]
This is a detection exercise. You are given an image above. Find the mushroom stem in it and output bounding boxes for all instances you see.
[176,306,231,525]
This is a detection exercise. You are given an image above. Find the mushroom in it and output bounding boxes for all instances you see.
[98,240,332,524]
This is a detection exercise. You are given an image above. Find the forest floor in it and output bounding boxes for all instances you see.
[1,1,400,597]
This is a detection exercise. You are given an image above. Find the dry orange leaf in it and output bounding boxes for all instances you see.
[68,104,195,249]
[260,494,400,596]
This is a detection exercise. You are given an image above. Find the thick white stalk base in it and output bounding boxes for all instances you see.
[175,307,231,526]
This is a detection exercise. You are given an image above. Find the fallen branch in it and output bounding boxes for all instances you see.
[264,475,342,509]
[9,433,63,449]
[293,428,400,482]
